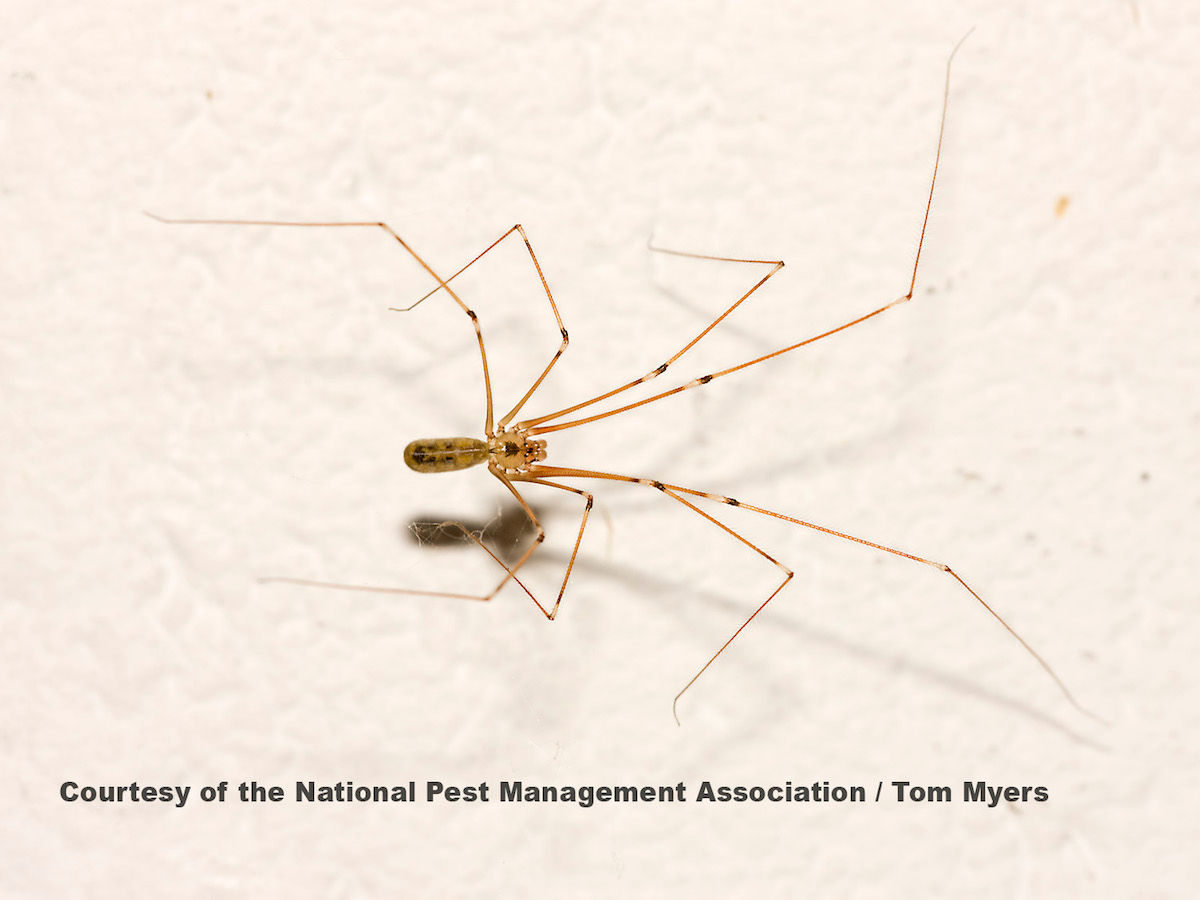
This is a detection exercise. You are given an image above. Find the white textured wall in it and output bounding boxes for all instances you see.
[3,0,1197,896]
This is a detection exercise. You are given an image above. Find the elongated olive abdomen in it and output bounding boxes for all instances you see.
[404,437,489,474]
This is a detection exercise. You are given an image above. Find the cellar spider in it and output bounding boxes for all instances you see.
[149,33,1084,723]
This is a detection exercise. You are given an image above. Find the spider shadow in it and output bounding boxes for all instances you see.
[403,503,545,566]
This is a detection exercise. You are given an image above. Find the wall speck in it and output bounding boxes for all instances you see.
[1055,195,1070,218]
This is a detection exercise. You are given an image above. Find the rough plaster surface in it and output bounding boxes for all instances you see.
[3,1,1197,896]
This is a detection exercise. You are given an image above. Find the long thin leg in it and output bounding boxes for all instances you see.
[496,227,567,429]
[144,214,500,436]
[522,32,971,439]
[658,486,792,725]
[392,225,570,430]
[480,468,551,613]
[480,470,593,622]
[257,575,484,602]
[511,476,594,620]
[518,251,785,429]
[527,462,1085,720]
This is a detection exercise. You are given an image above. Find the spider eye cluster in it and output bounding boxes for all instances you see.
[488,430,548,472]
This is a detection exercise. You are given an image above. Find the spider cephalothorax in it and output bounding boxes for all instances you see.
[488,429,548,473]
